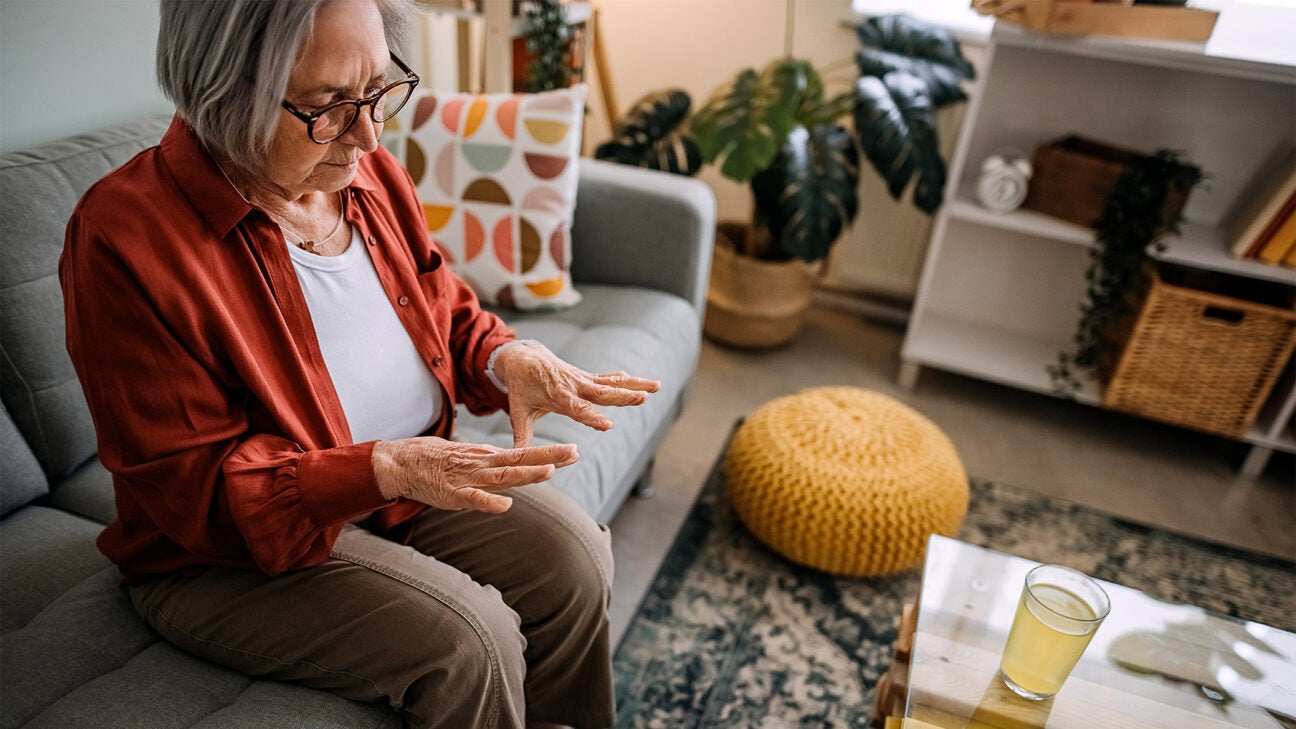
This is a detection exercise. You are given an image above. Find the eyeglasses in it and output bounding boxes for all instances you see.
[281,52,420,144]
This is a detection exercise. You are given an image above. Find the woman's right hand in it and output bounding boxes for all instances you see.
[372,437,579,514]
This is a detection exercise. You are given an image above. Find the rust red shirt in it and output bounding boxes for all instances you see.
[60,117,515,581]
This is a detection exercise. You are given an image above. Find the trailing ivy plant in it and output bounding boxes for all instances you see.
[522,0,574,93]
[1048,151,1204,397]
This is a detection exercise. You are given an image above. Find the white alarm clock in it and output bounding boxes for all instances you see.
[976,150,1032,214]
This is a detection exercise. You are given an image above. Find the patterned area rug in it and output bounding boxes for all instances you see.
[612,443,1296,728]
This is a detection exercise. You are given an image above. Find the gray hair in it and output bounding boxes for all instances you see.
[157,0,414,173]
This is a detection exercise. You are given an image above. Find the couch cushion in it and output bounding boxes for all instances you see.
[19,641,393,729]
[0,509,396,729]
[1,401,47,516]
[40,456,116,525]
[0,506,108,633]
[455,283,699,518]
[6,582,394,729]
[0,115,170,478]
[1,566,156,729]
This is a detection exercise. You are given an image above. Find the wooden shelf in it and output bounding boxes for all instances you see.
[417,1,592,93]
[902,313,1101,405]
[1157,230,1296,286]
[947,192,1094,246]
[418,1,591,33]
[949,189,1296,286]
[905,312,1296,456]
[904,24,1296,477]
[993,19,1296,85]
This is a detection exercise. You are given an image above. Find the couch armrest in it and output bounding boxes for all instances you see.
[570,158,716,313]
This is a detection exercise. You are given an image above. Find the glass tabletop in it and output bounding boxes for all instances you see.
[905,535,1296,729]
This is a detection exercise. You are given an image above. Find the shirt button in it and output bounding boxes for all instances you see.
[433,355,444,367]
[367,235,377,246]
[397,295,410,306]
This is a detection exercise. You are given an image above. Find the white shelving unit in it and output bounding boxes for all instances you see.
[900,21,1296,478]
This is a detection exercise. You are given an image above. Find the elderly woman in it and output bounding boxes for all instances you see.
[59,0,655,727]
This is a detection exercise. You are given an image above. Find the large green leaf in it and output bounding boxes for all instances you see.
[751,124,861,263]
[853,71,945,213]
[791,68,854,128]
[691,59,818,182]
[594,89,701,176]
[854,14,975,109]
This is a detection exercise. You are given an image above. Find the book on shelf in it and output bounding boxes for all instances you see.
[1258,204,1296,267]
[1247,192,1295,264]
[1228,149,1296,259]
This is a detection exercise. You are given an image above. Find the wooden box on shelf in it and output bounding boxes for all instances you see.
[1021,135,1192,230]
[1101,263,1296,439]
[972,0,1219,42]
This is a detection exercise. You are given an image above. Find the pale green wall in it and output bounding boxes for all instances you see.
[0,0,173,153]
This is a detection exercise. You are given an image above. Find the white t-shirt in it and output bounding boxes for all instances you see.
[287,229,442,442]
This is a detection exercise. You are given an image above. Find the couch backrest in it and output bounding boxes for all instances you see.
[0,115,171,481]
[1,401,48,516]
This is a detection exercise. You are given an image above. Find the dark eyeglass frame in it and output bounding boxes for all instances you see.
[281,52,420,144]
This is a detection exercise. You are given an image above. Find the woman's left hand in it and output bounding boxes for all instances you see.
[492,342,661,447]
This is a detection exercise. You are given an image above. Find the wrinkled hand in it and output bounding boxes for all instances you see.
[372,437,579,513]
[493,342,661,447]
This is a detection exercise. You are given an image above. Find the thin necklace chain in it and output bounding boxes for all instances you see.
[280,191,346,255]
[213,157,347,256]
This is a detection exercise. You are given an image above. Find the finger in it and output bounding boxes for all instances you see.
[455,487,513,514]
[593,372,661,393]
[474,464,556,489]
[562,395,613,431]
[580,382,650,407]
[510,409,537,449]
[412,436,504,457]
[493,443,580,468]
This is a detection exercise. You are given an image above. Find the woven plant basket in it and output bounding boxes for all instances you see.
[703,222,817,349]
[1102,264,1296,439]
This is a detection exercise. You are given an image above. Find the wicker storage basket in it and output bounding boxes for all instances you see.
[1022,136,1192,229]
[1102,264,1296,439]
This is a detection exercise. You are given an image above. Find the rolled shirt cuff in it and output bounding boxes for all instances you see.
[484,338,543,394]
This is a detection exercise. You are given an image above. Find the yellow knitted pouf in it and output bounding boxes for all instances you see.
[725,387,968,576]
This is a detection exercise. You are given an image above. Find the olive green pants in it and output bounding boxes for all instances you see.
[128,483,615,729]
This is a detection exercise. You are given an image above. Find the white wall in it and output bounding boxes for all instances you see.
[0,0,172,154]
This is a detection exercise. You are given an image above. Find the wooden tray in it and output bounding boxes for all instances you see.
[972,0,1220,42]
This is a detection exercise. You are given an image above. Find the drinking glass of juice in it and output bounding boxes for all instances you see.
[999,564,1111,700]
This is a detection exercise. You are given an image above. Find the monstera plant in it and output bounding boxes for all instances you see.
[594,12,974,346]
[852,14,976,214]
[594,89,702,176]
[597,13,974,261]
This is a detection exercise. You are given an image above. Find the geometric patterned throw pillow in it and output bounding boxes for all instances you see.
[384,85,587,310]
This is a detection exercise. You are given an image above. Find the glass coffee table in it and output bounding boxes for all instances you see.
[898,535,1296,729]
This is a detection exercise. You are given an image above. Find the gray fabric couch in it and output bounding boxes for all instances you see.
[0,115,714,728]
